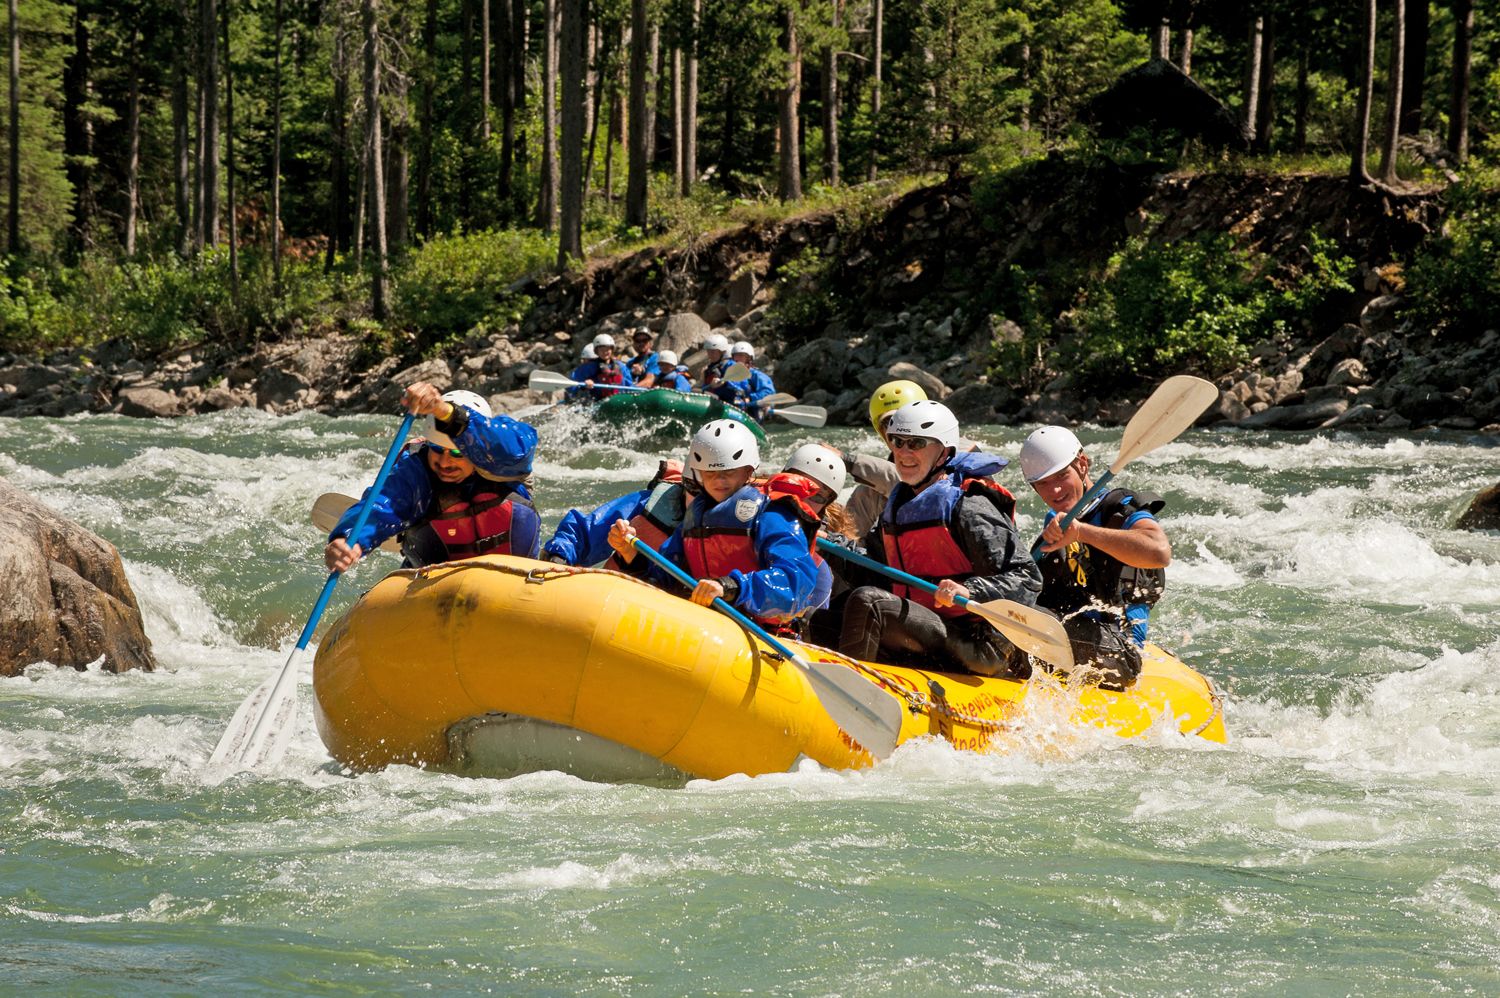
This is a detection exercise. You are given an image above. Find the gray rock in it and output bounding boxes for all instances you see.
[774,338,852,397]
[1320,403,1382,429]
[658,312,710,356]
[117,386,180,418]
[727,270,761,317]
[1457,483,1500,531]
[1237,397,1350,430]
[885,361,950,400]
[1359,294,1404,335]
[393,358,453,390]
[0,479,156,677]
[1208,391,1252,425]
[1327,357,1369,387]
[255,367,310,407]
[945,383,1020,423]
[199,386,251,411]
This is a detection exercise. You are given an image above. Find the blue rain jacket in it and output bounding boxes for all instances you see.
[543,489,648,567]
[710,367,776,410]
[566,358,635,400]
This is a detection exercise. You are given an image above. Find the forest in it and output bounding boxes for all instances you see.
[0,0,1495,359]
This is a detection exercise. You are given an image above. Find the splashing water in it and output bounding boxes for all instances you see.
[2,413,1498,992]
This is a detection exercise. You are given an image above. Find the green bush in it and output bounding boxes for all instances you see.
[1062,230,1353,385]
[391,228,550,355]
[1407,178,1500,337]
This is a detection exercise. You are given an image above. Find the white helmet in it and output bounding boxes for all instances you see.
[580,342,596,360]
[426,390,492,451]
[731,340,755,359]
[784,443,846,494]
[1019,426,1083,482]
[658,349,679,368]
[687,419,760,473]
[591,332,617,349]
[883,400,960,451]
[702,332,731,353]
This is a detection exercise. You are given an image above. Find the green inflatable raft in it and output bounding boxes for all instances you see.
[595,388,767,442]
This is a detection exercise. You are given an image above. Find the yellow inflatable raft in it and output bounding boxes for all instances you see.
[313,555,1226,782]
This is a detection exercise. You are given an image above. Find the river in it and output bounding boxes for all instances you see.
[2,408,1498,994]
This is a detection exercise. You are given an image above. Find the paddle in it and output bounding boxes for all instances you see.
[1029,375,1218,563]
[629,536,902,759]
[760,392,799,407]
[311,492,402,553]
[208,413,416,771]
[815,538,1075,671]
[763,404,828,428]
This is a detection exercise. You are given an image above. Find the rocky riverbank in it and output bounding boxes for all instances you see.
[1,166,1495,435]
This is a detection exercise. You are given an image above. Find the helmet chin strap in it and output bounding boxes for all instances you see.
[914,445,952,490]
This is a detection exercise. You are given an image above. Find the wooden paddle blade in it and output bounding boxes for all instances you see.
[311,493,401,554]
[798,655,903,759]
[1111,375,1218,473]
[527,370,580,392]
[768,404,828,428]
[968,599,1075,671]
[760,392,798,407]
[724,362,752,381]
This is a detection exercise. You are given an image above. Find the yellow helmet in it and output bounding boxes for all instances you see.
[868,380,928,434]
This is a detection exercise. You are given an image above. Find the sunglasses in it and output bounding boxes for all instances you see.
[886,434,934,451]
[427,443,463,459]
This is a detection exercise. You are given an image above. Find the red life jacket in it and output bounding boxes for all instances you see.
[594,359,626,398]
[427,485,540,559]
[604,460,686,571]
[879,471,1017,618]
[681,484,765,580]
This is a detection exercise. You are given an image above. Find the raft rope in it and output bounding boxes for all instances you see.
[404,559,1221,740]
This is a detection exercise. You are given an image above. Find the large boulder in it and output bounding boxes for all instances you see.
[774,337,852,396]
[0,479,156,676]
[657,312,711,357]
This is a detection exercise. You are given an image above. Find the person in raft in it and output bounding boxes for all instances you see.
[708,341,776,413]
[836,401,1042,677]
[324,384,540,572]
[758,443,850,628]
[624,326,661,388]
[606,419,820,626]
[568,332,635,400]
[541,458,689,569]
[696,332,735,391]
[655,350,693,392]
[1020,425,1169,689]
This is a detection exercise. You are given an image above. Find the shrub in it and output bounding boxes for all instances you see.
[1407,177,1500,338]
[1061,230,1353,386]
[391,229,550,355]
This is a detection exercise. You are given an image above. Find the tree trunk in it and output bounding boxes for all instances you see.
[1180,28,1194,76]
[5,0,17,252]
[777,5,800,201]
[558,0,584,267]
[271,0,282,283]
[417,0,436,236]
[867,0,881,180]
[646,24,659,165]
[670,45,682,194]
[480,0,491,140]
[1151,19,1170,60]
[200,0,219,247]
[1448,0,1472,161]
[536,0,558,232]
[326,26,349,272]
[1350,0,1376,183]
[122,28,140,256]
[624,0,650,229]
[1378,0,1405,184]
[1254,14,1275,151]
[682,0,698,195]
[822,0,839,185]
[1293,45,1309,152]
[388,81,410,250]
[223,3,237,293]
[1242,15,1262,143]
[497,0,513,202]
[583,23,606,201]
[1399,0,1428,135]
[173,0,192,257]
[510,0,527,217]
[64,7,94,250]
[362,0,388,319]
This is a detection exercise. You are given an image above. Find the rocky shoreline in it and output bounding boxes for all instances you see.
[2,169,1497,436]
